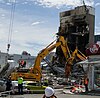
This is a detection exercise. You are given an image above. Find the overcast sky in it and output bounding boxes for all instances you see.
[0,0,99,56]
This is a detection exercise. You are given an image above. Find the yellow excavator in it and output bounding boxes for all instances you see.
[11,35,87,81]
[65,46,87,77]
[11,35,70,81]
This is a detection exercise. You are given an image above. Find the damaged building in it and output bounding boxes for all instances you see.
[56,5,95,66]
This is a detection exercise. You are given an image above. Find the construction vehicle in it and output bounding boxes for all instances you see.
[11,35,70,81]
[11,35,87,82]
[65,46,87,77]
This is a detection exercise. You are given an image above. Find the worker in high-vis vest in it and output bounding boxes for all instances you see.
[18,75,23,94]
[84,76,89,92]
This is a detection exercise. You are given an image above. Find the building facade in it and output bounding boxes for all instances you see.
[56,5,95,67]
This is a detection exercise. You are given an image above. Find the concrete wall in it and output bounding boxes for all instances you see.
[59,5,95,52]
[0,51,8,72]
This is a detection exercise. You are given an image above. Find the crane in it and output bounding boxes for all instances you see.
[7,0,16,53]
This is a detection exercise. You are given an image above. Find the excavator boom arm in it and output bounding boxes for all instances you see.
[32,36,70,81]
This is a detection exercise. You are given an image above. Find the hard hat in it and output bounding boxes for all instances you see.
[45,87,54,97]
[19,74,22,77]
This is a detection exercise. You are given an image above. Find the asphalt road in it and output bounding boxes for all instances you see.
[10,93,100,98]
[1,89,99,98]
